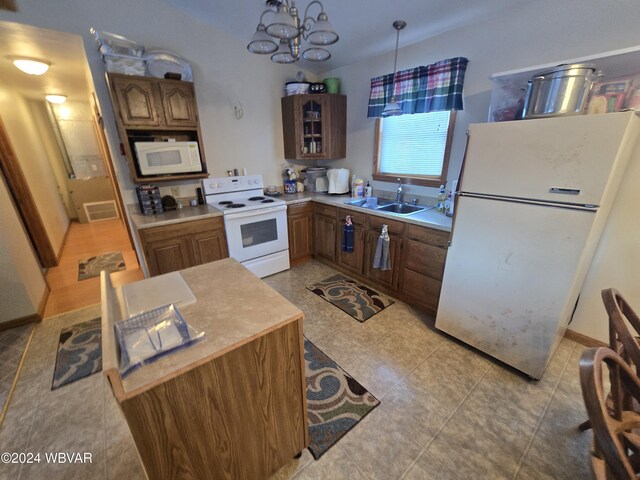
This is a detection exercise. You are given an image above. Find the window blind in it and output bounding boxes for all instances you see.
[378,111,450,176]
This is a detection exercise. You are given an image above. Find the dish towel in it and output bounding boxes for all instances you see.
[342,215,354,252]
[373,225,391,271]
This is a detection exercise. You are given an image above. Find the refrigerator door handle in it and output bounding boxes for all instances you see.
[550,187,581,195]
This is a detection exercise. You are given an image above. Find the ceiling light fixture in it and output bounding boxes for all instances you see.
[382,20,406,118]
[45,94,67,104]
[11,57,51,75]
[247,0,338,63]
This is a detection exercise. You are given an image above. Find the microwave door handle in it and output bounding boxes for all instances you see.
[226,205,286,219]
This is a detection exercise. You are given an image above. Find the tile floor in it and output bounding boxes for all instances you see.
[0,324,34,417]
[0,260,592,479]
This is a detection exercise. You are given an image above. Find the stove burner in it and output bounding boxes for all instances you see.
[218,201,232,205]
[261,199,274,203]
[248,196,266,201]
[227,203,246,208]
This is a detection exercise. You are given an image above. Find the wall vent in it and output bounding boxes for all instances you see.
[83,200,119,222]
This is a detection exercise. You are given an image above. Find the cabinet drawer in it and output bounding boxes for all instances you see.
[314,203,337,218]
[140,217,224,243]
[338,208,366,226]
[402,268,442,313]
[404,239,446,280]
[406,224,449,248]
[369,215,405,236]
[288,201,313,216]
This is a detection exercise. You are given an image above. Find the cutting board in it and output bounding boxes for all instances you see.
[122,271,196,317]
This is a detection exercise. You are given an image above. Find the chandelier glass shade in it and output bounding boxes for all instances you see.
[247,0,339,63]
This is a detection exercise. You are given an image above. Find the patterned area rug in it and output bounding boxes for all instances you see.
[305,337,379,459]
[307,274,395,322]
[51,318,102,390]
[78,251,125,281]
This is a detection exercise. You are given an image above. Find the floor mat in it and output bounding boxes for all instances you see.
[78,251,125,281]
[307,273,395,322]
[51,318,102,390]
[305,337,380,459]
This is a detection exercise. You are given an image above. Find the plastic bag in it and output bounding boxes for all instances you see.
[115,304,204,377]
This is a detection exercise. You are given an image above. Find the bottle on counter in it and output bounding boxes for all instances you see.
[364,181,372,197]
[353,178,364,198]
[436,184,446,212]
[444,192,452,216]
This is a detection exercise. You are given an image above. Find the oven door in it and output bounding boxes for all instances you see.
[223,205,289,262]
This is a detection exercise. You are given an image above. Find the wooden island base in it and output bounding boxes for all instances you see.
[101,259,307,480]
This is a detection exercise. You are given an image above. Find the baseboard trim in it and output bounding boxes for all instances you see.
[0,313,40,332]
[38,283,50,318]
[564,329,607,348]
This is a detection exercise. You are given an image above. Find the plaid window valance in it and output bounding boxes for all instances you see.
[367,57,469,117]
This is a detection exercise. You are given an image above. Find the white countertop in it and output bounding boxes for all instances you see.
[129,204,223,230]
[281,192,452,232]
[128,192,452,233]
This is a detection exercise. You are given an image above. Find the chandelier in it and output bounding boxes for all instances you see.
[247,0,339,64]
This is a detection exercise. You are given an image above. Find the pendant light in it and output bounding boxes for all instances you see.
[381,20,406,118]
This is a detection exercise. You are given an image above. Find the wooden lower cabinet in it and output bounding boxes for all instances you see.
[287,202,313,264]
[311,201,450,315]
[139,217,228,276]
[399,224,449,314]
[336,208,366,275]
[364,229,402,292]
[313,204,337,263]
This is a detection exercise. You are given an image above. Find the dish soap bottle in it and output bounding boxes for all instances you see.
[436,184,446,212]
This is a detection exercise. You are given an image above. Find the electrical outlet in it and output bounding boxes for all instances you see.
[171,186,180,198]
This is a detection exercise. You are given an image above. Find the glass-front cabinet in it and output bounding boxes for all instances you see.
[281,94,346,160]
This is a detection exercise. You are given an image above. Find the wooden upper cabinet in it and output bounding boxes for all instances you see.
[159,82,198,127]
[112,76,161,127]
[281,94,346,160]
[110,74,198,128]
[106,73,208,183]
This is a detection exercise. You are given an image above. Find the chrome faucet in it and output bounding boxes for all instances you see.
[395,178,404,204]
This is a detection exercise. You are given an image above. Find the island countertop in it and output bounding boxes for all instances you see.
[101,257,304,397]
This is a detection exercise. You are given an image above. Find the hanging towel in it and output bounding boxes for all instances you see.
[373,225,391,271]
[342,215,354,252]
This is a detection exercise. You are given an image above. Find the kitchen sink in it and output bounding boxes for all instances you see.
[343,198,429,216]
[343,197,395,209]
[376,203,428,215]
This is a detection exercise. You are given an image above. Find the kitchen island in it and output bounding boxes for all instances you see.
[101,258,307,480]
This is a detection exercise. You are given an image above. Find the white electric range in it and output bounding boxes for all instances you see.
[202,175,289,278]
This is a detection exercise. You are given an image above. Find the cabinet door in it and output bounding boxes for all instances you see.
[299,96,327,159]
[144,237,193,276]
[159,82,198,127]
[282,95,345,161]
[288,210,313,262]
[364,230,402,291]
[192,229,229,265]
[112,76,160,127]
[402,268,442,314]
[337,224,365,275]
[314,214,336,262]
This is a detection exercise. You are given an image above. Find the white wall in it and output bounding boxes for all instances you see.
[0,0,306,205]
[570,145,640,342]
[323,0,640,200]
[0,87,69,256]
[0,173,47,323]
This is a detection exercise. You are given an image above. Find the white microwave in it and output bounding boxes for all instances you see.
[134,141,203,176]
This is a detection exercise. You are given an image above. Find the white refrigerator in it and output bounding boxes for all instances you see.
[435,112,640,379]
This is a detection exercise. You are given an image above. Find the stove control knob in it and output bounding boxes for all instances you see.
[217,183,223,188]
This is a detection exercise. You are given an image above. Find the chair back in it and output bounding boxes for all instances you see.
[580,347,640,480]
[602,288,640,416]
